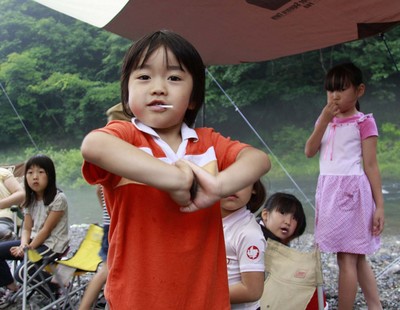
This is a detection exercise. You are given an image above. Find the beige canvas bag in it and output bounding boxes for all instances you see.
[260,239,324,310]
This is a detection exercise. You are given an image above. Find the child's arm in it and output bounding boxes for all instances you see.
[362,136,385,236]
[28,210,64,249]
[229,272,265,304]
[305,100,339,158]
[10,214,33,257]
[96,184,103,209]
[180,147,270,212]
[82,131,194,206]
[0,175,24,209]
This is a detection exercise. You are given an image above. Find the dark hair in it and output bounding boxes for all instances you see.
[324,62,363,111]
[247,180,267,213]
[23,154,58,208]
[263,192,306,238]
[120,30,205,127]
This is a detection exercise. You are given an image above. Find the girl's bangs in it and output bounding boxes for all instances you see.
[136,43,184,72]
[325,73,350,91]
[276,203,302,221]
[26,158,46,173]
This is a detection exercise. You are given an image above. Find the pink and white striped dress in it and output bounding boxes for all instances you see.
[315,112,380,254]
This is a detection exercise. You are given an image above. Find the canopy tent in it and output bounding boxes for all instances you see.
[27,1,400,293]
[29,0,399,200]
[33,0,400,65]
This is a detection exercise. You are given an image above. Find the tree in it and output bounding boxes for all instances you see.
[0,0,399,152]
[0,0,129,148]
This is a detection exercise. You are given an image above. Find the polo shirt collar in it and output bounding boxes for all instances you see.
[132,118,198,141]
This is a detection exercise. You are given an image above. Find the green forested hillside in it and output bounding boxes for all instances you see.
[1,0,399,187]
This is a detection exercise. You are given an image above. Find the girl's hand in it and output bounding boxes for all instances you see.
[305,100,338,158]
[320,99,340,122]
[372,208,384,236]
[10,245,26,258]
[178,160,220,213]
[169,160,194,207]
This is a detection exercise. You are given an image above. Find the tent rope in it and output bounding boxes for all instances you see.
[375,255,400,279]
[207,68,400,283]
[206,68,315,210]
[0,82,40,152]
[207,67,400,292]
[379,33,400,74]
[376,32,400,283]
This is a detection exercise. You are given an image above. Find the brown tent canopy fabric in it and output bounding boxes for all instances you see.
[33,0,400,65]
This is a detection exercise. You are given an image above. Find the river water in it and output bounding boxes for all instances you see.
[64,179,399,236]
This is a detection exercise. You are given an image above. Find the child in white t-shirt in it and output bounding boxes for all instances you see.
[221,180,267,310]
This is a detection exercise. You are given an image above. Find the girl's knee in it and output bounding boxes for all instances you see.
[357,254,367,263]
[337,252,358,268]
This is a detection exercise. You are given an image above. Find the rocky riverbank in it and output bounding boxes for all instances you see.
[5,224,400,309]
[68,225,400,309]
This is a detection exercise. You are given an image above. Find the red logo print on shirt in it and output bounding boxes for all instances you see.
[246,246,260,260]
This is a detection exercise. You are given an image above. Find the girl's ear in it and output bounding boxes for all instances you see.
[261,209,269,223]
[357,83,366,98]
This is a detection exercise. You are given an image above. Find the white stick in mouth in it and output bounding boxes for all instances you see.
[155,105,173,108]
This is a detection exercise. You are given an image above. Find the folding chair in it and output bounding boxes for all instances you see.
[259,239,326,310]
[8,245,71,309]
[10,224,103,310]
[44,223,104,309]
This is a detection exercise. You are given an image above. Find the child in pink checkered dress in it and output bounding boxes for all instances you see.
[305,63,384,309]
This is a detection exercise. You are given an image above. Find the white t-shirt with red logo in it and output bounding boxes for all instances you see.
[223,207,266,309]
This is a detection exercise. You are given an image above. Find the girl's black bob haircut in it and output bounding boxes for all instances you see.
[23,154,57,208]
[247,180,267,213]
[324,62,363,111]
[120,30,205,127]
[263,192,306,238]
[324,62,363,92]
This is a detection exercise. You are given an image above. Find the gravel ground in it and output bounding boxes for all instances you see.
[4,225,400,309]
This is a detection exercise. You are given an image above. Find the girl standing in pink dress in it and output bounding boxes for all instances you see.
[305,63,384,310]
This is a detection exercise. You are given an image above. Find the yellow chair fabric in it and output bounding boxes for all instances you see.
[57,224,103,272]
